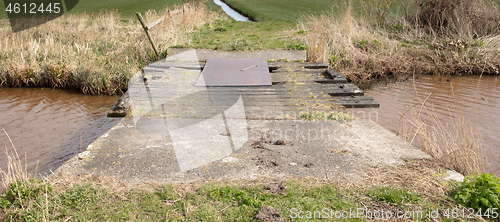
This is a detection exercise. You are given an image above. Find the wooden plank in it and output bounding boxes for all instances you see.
[143,82,356,91]
[268,62,328,69]
[325,69,348,83]
[142,86,363,97]
[304,63,329,69]
[327,84,364,96]
[271,78,347,85]
[271,70,320,74]
[147,62,330,74]
[147,62,204,70]
[271,69,347,84]
[333,96,380,108]
[146,15,166,30]
[159,102,342,109]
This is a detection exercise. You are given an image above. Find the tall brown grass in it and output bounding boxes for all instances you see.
[413,0,500,37]
[301,0,500,88]
[0,2,221,95]
[0,130,33,191]
[398,83,487,176]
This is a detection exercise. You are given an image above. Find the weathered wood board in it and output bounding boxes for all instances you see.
[109,61,379,118]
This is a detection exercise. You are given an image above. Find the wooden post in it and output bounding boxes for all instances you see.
[136,12,160,57]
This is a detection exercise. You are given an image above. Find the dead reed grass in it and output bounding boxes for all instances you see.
[0,2,221,95]
[413,0,500,37]
[0,129,32,191]
[398,82,487,176]
[301,0,500,88]
[363,159,449,201]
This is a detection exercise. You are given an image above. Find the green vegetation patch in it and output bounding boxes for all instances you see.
[299,111,356,122]
[453,173,500,213]
[185,19,305,51]
[366,186,420,206]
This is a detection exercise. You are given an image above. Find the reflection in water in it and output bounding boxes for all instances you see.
[0,87,121,176]
[348,76,500,176]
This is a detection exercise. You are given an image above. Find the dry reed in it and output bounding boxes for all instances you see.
[413,0,500,37]
[301,0,500,88]
[0,2,222,95]
[0,129,32,191]
[398,82,487,176]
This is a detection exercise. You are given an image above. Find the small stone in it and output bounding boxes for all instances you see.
[443,170,464,182]
[77,151,91,160]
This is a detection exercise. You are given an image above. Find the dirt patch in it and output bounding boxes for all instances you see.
[274,139,291,145]
[329,149,350,155]
[255,205,284,222]
[304,163,314,168]
[263,181,286,195]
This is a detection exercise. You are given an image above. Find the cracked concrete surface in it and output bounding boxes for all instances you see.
[58,118,432,185]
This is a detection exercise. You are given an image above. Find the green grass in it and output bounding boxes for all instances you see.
[185,19,306,51]
[366,186,421,206]
[2,178,489,221]
[0,179,363,221]
[0,0,221,20]
[222,0,412,22]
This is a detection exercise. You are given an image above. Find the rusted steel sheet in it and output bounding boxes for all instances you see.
[195,58,271,86]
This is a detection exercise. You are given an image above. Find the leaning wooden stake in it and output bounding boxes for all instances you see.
[136,12,160,57]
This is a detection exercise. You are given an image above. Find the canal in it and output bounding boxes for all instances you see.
[0,88,120,176]
[349,75,500,176]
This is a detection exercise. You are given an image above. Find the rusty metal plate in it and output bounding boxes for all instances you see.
[195,58,271,87]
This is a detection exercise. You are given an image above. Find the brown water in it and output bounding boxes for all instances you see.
[348,75,500,176]
[0,87,121,176]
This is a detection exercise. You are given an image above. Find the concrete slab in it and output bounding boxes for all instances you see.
[58,118,432,185]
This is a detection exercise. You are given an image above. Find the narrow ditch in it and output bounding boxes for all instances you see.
[213,0,253,21]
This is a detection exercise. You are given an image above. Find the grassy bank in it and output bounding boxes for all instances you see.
[222,0,411,22]
[1,158,499,221]
[2,161,497,221]
[0,2,221,94]
[185,19,305,51]
[299,0,500,88]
